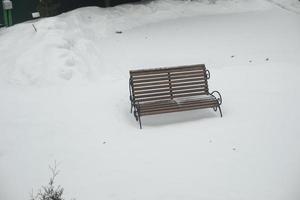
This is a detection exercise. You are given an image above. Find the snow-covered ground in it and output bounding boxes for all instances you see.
[268,0,300,13]
[1,0,300,200]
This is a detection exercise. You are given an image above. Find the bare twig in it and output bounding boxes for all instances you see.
[32,24,37,32]
[31,160,65,200]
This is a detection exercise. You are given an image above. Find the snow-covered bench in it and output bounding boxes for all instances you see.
[129,64,222,129]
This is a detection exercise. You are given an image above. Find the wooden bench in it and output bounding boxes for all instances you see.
[129,64,222,129]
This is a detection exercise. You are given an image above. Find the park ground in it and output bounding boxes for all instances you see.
[0,0,300,200]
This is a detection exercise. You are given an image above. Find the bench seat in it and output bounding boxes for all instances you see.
[139,95,219,116]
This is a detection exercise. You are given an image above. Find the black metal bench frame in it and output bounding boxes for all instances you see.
[129,64,222,129]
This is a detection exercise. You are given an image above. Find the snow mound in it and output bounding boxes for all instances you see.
[0,0,274,85]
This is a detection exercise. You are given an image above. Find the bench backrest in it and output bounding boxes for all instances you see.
[129,64,210,104]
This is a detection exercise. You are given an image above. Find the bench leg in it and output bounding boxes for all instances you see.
[134,109,142,129]
[130,103,133,113]
[138,115,142,129]
[134,111,138,121]
[137,109,142,129]
[218,105,223,117]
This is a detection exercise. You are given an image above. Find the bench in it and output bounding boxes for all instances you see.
[129,64,222,129]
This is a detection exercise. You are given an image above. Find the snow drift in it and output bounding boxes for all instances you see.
[0,0,273,85]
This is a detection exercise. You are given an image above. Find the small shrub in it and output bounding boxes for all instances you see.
[30,162,67,200]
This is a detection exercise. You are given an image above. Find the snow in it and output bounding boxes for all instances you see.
[1,0,300,200]
[0,0,273,85]
[268,0,300,13]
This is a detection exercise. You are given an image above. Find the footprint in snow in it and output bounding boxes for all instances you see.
[65,57,76,67]
[59,69,73,80]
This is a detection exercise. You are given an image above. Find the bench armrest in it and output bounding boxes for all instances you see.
[129,77,133,102]
[210,91,222,105]
[206,69,210,79]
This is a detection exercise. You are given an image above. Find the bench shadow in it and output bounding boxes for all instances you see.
[123,102,220,128]
[139,109,218,127]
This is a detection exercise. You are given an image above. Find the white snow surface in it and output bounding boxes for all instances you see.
[1,0,300,200]
[268,0,300,13]
[0,0,274,85]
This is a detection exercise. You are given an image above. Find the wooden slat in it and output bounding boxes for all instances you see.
[140,99,217,111]
[130,64,205,76]
[134,84,170,92]
[131,70,204,80]
[132,73,169,80]
[135,88,208,99]
[133,78,206,88]
[140,104,216,116]
[139,100,178,109]
[134,87,171,95]
[170,78,207,85]
[136,92,207,102]
[170,70,205,75]
[132,73,205,84]
[171,85,208,91]
[141,102,218,113]
[133,81,207,91]
[130,64,204,73]
[140,96,215,106]
[134,85,207,95]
